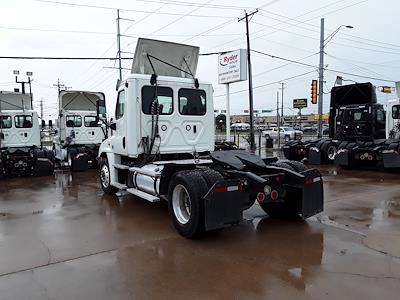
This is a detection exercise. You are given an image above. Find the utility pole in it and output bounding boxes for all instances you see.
[279,82,285,146]
[317,18,325,138]
[53,79,70,94]
[276,91,280,148]
[117,9,122,81]
[40,98,44,121]
[238,9,258,151]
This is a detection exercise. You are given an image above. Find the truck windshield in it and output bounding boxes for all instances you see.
[14,115,33,128]
[66,115,82,127]
[338,109,368,123]
[0,116,12,128]
[179,89,206,116]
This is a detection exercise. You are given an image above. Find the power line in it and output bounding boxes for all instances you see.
[135,0,256,11]
[32,0,233,18]
[251,49,397,82]
[214,70,316,98]
[0,56,132,60]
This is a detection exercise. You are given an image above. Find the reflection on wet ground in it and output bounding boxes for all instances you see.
[0,167,400,299]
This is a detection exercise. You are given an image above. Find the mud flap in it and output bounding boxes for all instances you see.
[72,153,89,171]
[34,158,54,176]
[203,180,245,231]
[308,147,322,165]
[334,149,350,166]
[0,159,4,180]
[382,151,400,169]
[300,169,324,218]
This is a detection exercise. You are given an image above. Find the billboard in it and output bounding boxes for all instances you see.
[293,98,308,109]
[218,49,247,84]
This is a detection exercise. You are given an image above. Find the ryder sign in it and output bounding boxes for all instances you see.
[218,49,247,84]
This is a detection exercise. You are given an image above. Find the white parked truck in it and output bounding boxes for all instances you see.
[263,126,303,142]
[53,90,107,171]
[98,38,323,238]
[0,91,54,179]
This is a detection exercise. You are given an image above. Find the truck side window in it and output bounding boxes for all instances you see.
[179,89,206,116]
[0,116,12,128]
[14,115,33,128]
[392,105,400,119]
[66,115,82,127]
[84,116,98,127]
[142,86,173,115]
[115,90,125,120]
[377,109,385,122]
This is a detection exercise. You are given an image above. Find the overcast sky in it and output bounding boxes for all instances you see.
[1,0,400,120]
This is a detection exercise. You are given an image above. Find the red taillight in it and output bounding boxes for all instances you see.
[271,190,279,200]
[275,176,281,183]
[257,192,265,202]
[213,186,227,193]
[305,178,313,185]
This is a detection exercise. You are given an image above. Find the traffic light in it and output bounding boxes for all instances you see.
[311,80,318,104]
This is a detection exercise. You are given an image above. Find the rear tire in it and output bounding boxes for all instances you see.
[168,170,208,238]
[321,141,337,163]
[99,158,117,195]
[67,148,77,171]
[200,168,224,188]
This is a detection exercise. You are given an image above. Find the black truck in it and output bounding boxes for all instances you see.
[283,82,400,170]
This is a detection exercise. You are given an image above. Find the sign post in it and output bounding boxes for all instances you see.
[293,98,307,130]
[218,49,247,141]
[226,84,230,140]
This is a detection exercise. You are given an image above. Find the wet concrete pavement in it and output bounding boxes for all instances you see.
[0,167,400,299]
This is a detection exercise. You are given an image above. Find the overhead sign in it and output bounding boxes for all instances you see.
[293,98,308,109]
[218,49,247,84]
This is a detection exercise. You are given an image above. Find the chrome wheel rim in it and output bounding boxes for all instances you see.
[100,164,110,188]
[327,145,337,160]
[172,184,191,225]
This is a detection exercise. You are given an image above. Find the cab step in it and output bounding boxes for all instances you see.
[126,188,160,202]
[113,163,129,170]
[111,182,127,190]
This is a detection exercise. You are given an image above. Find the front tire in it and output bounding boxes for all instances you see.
[99,158,117,195]
[168,170,208,238]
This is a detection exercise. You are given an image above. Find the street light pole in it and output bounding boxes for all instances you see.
[317,18,325,138]
[317,19,353,137]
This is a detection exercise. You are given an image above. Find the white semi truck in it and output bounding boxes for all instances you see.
[0,91,54,179]
[53,90,107,171]
[97,38,324,238]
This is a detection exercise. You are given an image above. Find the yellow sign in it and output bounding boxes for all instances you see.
[313,113,329,121]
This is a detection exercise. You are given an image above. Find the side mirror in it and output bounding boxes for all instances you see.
[110,123,116,131]
[49,120,53,128]
[41,120,45,127]
[96,100,107,118]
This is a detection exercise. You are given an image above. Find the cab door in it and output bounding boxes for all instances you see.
[110,89,127,155]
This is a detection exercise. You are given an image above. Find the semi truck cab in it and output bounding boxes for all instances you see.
[97,38,323,238]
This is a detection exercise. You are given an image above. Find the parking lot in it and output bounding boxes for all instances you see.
[1,165,399,300]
